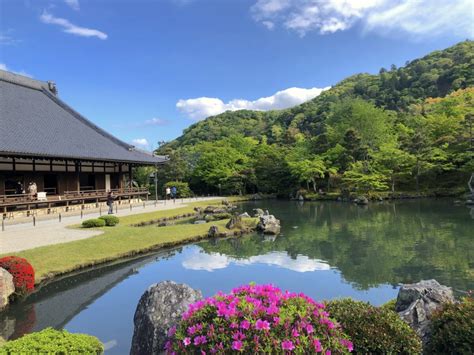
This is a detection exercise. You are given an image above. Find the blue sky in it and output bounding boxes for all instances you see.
[1,0,472,150]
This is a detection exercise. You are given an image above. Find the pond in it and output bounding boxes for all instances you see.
[1,199,473,354]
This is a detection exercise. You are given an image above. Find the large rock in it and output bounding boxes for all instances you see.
[130,281,202,355]
[226,215,242,229]
[0,268,15,310]
[253,208,265,217]
[256,215,281,235]
[396,279,455,344]
[208,225,220,238]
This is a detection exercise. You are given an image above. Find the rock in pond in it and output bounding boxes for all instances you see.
[0,268,14,310]
[256,215,281,235]
[208,225,220,238]
[396,279,455,344]
[239,212,250,218]
[253,208,264,217]
[354,196,369,205]
[130,281,202,355]
[226,215,242,229]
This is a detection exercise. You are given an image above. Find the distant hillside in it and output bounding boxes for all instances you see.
[164,40,473,149]
[153,41,473,196]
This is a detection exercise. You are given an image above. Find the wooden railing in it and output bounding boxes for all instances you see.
[0,187,150,213]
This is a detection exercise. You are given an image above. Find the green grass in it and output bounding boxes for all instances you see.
[1,198,256,284]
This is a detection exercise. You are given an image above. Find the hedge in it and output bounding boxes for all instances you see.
[81,218,106,228]
[325,298,422,354]
[0,328,104,354]
[98,215,119,226]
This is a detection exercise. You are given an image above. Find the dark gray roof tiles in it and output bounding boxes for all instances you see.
[0,70,167,165]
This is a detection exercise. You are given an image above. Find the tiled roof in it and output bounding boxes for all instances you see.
[0,70,167,165]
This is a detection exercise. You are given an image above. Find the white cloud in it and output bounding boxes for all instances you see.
[0,32,20,46]
[132,138,149,147]
[177,86,329,120]
[40,11,108,40]
[144,117,169,126]
[64,0,80,11]
[251,0,473,38]
[182,249,331,273]
[0,63,32,77]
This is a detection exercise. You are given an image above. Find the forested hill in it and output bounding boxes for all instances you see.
[154,41,473,196]
[165,40,473,148]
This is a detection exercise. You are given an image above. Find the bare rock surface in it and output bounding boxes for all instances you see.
[256,215,281,235]
[396,279,454,344]
[131,281,202,355]
[0,268,14,310]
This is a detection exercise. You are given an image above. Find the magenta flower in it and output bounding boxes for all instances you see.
[167,326,176,337]
[281,340,295,351]
[341,339,354,352]
[194,335,207,346]
[325,350,331,355]
[187,325,197,335]
[313,339,322,352]
[240,320,250,330]
[291,328,300,337]
[306,324,314,333]
[232,340,243,351]
[255,319,270,331]
[183,337,191,346]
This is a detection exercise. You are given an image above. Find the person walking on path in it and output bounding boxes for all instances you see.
[171,186,177,203]
[165,186,171,200]
[107,191,115,214]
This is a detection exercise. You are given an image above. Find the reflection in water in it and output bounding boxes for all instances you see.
[182,249,331,272]
[0,200,472,354]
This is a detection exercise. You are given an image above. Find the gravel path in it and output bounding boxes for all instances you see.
[0,197,220,254]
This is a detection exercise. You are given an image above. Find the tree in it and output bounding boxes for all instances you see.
[374,143,415,192]
[288,157,326,192]
[342,162,389,193]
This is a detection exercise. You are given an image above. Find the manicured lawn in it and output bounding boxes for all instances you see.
[2,198,256,284]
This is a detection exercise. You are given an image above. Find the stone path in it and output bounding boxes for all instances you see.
[0,197,220,254]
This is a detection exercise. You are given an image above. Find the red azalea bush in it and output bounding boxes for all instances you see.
[0,256,35,294]
[165,284,353,354]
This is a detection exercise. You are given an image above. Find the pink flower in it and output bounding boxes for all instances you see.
[183,337,191,347]
[341,339,354,352]
[325,350,331,355]
[193,335,207,346]
[240,320,250,330]
[306,324,314,333]
[187,325,197,335]
[281,340,295,351]
[232,340,243,351]
[291,328,300,337]
[255,319,270,331]
[313,339,322,352]
[167,326,176,337]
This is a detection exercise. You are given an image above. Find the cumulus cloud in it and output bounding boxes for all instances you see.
[177,86,329,120]
[182,249,331,273]
[132,138,149,147]
[64,0,80,11]
[40,11,108,40]
[251,0,473,38]
[0,63,32,77]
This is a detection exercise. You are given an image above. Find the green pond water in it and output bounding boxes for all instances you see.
[1,199,472,354]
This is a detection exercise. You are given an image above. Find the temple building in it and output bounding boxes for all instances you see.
[0,69,167,214]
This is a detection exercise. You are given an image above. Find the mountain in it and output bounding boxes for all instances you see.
[155,41,474,196]
[164,40,473,149]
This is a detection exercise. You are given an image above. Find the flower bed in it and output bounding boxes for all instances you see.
[0,256,35,295]
[165,284,352,354]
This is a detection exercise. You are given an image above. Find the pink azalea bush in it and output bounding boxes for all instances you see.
[165,284,353,354]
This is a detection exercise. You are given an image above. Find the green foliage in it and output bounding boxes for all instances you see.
[98,215,119,226]
[0,327,104,354]
[426,296,474,354]
[164,181,193,197]
[325,299,422,354]
[81,218,106,228]
[380,299,397,311]
[157,42,474,195]
[212,213,232,220]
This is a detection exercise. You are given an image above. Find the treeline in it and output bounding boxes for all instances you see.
[151,41,473,196]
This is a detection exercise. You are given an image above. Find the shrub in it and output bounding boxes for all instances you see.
[380,298,397,311]
[0,256,35,295]
[98,215,119,226]
[166,284,353,354]
[81,218,106,228]
[426,295,474,354]
[212,213,232,220]
[325,299,422,354]
[164,181,193,198]
[0,327,103,354]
